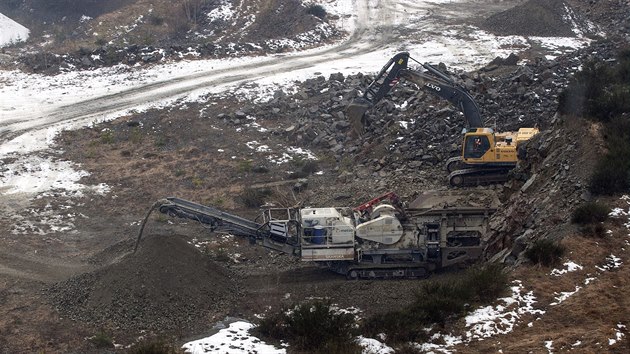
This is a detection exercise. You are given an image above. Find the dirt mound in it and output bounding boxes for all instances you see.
[47,234,240,332]
[481,0,581,37]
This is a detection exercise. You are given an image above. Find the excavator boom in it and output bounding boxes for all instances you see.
[347,52,483,134]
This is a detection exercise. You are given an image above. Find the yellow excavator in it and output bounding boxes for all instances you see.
[346,52,539,187]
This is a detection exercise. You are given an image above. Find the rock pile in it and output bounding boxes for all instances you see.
[485,113,601,264]
[228,42,613,190]
[47,234,239,332]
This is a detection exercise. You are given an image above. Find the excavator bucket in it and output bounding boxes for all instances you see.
[346,97,372,136]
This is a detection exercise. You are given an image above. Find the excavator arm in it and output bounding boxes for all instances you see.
[347,52,483,134]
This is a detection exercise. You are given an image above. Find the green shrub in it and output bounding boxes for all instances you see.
[580,223,607,238]
[524,239,565,267]
[100,130,115,144]
[256,310,286,340]
[257,300,360,354]
[557,59,626,122]
[360,310,427,345]
[191,176,204,188]
[590,116,630,195]
[252,165,270,173]
[129,127,143,144]
[297,160,320,174]
[147,13,165,26]
[214,248,231,262]
[154,136,167,147]
[412,281,470,324]
[461,263,509,302]
[89,331,114,349]
[361,264,508,345]
[289,160,319,178]
[238,160,252,172]
[590,154,630,195]
[571,202,610,224]
[558,49,630,196]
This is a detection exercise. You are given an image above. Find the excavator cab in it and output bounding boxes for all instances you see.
[463,133,491,159]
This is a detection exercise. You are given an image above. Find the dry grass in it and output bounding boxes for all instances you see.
[456,211,630,353]
[46,0,196,52]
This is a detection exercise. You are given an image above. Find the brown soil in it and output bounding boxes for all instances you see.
[457,218,630,353]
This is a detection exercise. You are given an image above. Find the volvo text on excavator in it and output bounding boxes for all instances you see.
[346,52,539,187]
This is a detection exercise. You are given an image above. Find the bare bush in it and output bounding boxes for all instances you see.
[181,0,214,25]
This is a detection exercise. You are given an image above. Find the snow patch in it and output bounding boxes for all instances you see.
[207,1,235,22]
[596,254,623,271]
[550,285,581,306]
[416,280,545,352]
[545,340,554,353]
[182,321,286,354]
[608,324,626,346]
[1,155,109,196]
[357,336,395,354]
[550,261,583,276]
[464,280,545,340]
[0,12,29,47]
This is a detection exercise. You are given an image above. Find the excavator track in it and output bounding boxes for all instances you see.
[448,167,512,187]
[446,156,464,173]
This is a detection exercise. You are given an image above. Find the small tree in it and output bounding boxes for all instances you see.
[525,239,565,267]
[257,300,360,354]
[571,202,610,225]
[182,0,211,25]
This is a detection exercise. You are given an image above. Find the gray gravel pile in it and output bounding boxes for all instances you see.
[46,235,240,331]
[481,0,589,37]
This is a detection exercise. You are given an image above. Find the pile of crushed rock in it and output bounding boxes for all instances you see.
[47,234,240,332]
[481,0,593,37]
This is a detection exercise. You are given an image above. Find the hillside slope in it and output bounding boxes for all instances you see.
[1,0,341,73]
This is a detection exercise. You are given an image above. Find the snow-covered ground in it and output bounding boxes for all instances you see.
[0,12,29,47]
[183,321,286,354]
